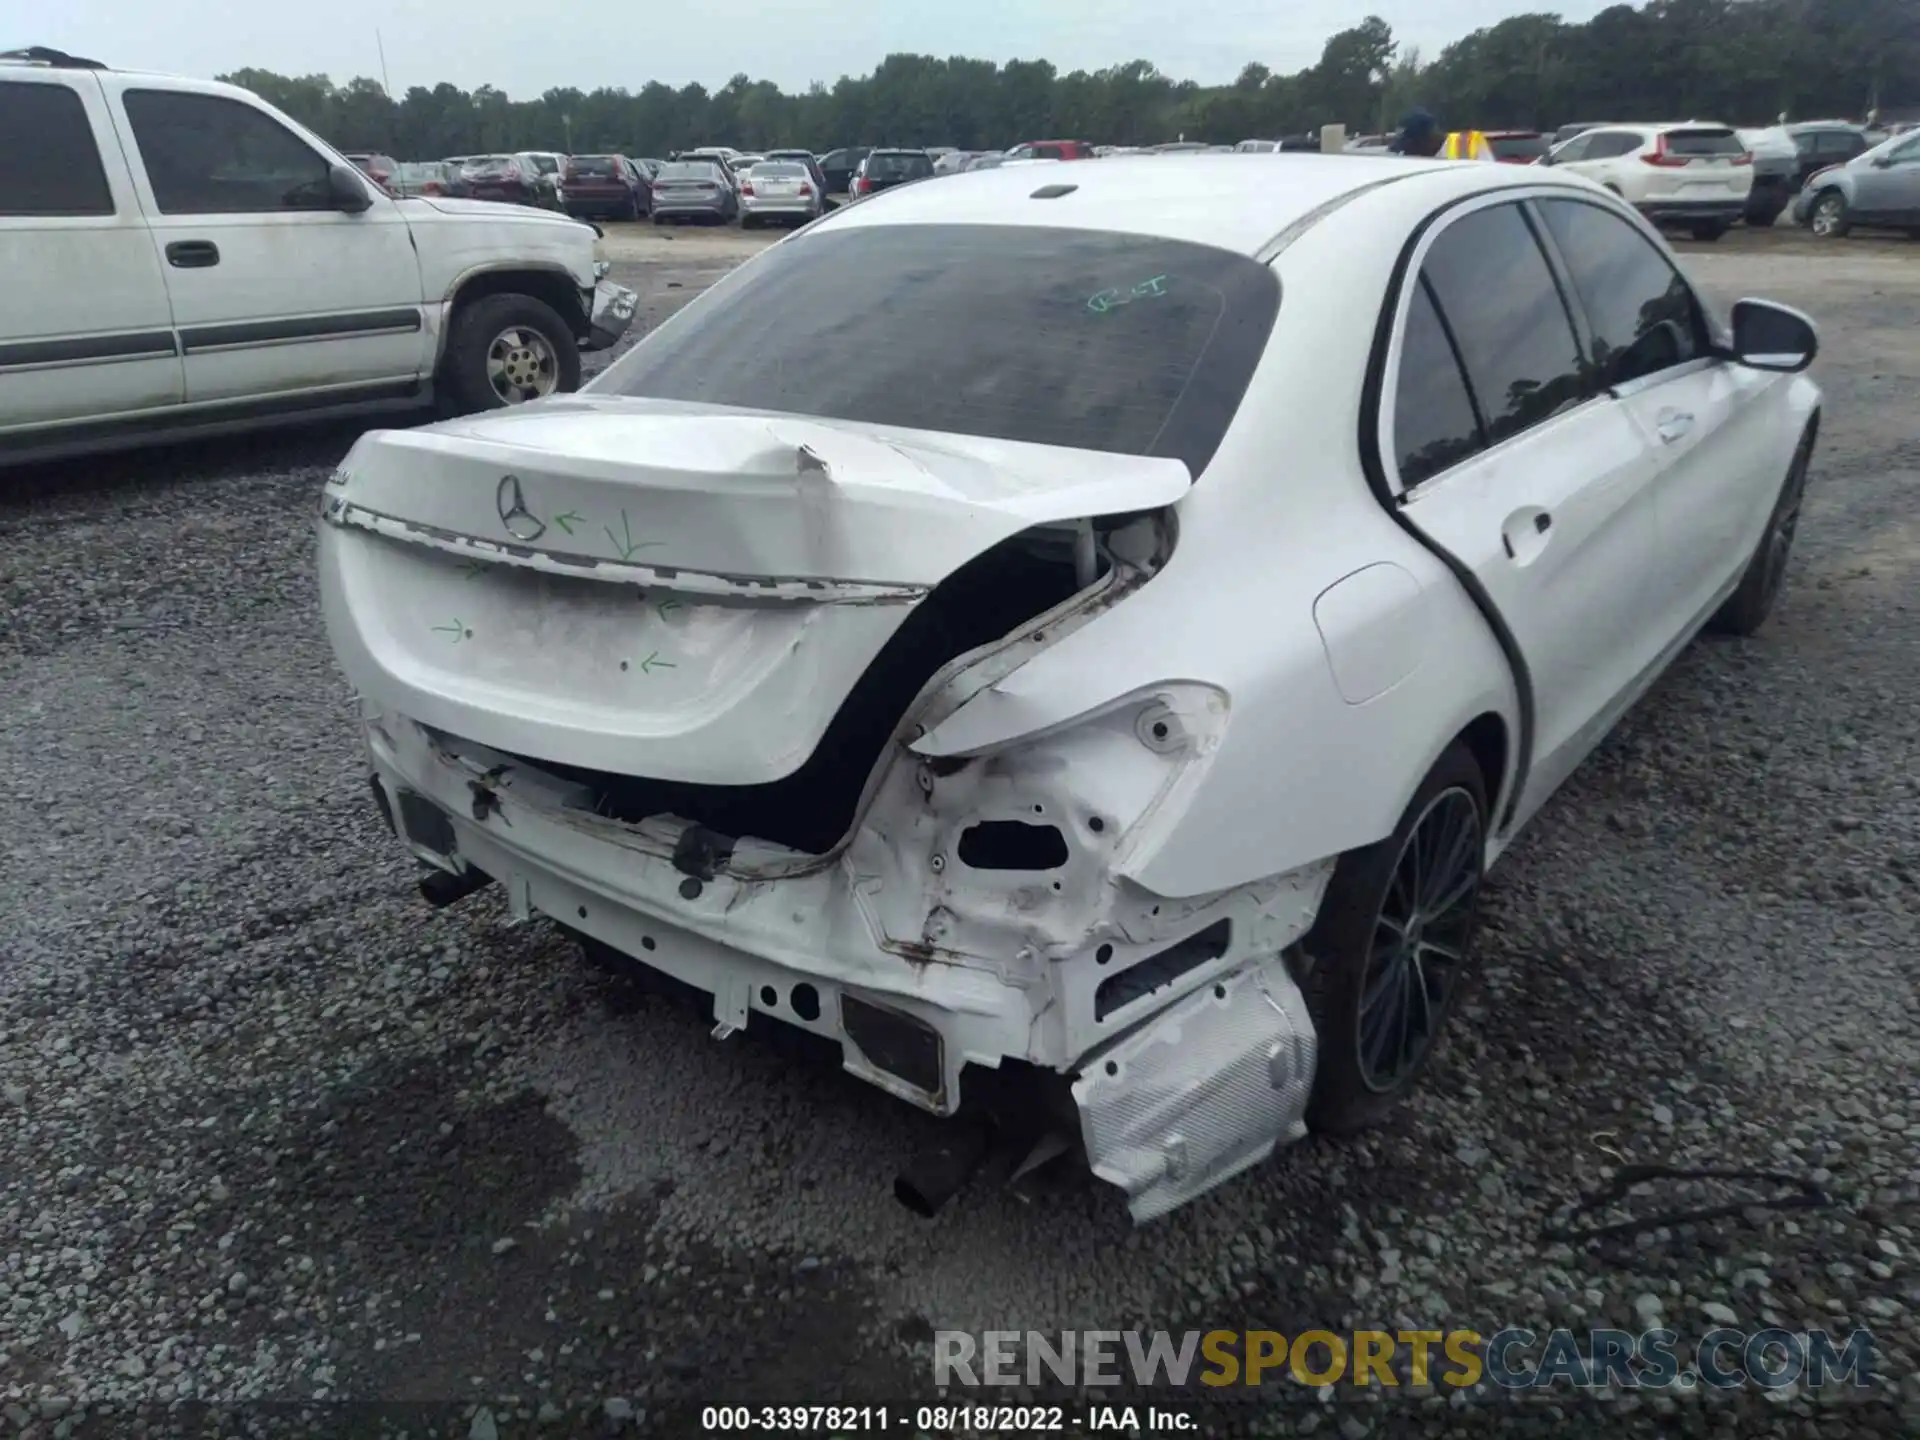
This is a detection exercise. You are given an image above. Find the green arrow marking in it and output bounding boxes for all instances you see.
[637,651,676,675]
[431,618,469,643]
[605,509,664,563]
[459,560,486,580]
[553,510,584,536]
[656,597,684,620]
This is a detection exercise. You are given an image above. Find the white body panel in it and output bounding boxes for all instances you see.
[0,69,182,429]
[0,60,619,462]
[318,153,1822,1221]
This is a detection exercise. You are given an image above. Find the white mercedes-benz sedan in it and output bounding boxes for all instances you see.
[317,154,1821,1223]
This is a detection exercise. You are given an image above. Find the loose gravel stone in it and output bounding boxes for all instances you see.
[1,237,1914,1439]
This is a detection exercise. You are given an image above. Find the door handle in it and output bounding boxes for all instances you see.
[1655,409,1695,443]
[1500,509,1553,560]
[165,240,220,268]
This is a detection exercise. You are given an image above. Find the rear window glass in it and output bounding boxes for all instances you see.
[751,163,806,177]
[657,163,720,181]
[524,154,559,173]
[1663,129,1744,156]
[463,156,516,175]
[1487,134,1549,160]
[569,156,619,174]
[866,153,932,179]
[593,223,1280,476]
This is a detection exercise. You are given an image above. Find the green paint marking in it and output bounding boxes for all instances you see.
[656,597,684,620]
[432,618,469,643]
[1088,274,1170,314]
[637,650,676,675]
[459,560,487,580]
[604,509,664,562]
[553,510,584,536]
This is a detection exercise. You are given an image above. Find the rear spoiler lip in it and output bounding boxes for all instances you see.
[320,493,927,605]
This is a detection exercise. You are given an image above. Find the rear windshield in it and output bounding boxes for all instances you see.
[657,163,721,181]
[524,154,559,173]
[463,156,516,175]
[1663,128,1744,156]
[593,223,1280,476]
[1487,133,1549,160]
[866,152,933,179]
[751,163,806,177]
[569,156,620,174]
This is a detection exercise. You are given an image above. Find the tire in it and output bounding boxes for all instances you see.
[1705,425,1815,637]
[1690,222,1729,242]
[652,212,667,226]
[741,213,758,230]
[1300,740,1489,1134]
[621,194,640,221]
[439,292,582,415]
[1808,190,1850,239]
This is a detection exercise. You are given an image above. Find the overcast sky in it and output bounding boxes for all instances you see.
[16,0,1613,96]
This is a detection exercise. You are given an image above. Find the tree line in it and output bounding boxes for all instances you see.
[223,0,1917,160]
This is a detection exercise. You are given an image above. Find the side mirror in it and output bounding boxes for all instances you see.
[1728,298,1818,373]
[328,163,373,213]
[1870,154,1893,168]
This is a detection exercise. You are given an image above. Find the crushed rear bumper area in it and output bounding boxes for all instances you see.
[361,710,1329,1221]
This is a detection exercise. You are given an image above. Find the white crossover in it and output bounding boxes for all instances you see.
[318,153,1822,1222]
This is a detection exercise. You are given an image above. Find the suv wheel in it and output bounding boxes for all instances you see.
[440,293,582,414]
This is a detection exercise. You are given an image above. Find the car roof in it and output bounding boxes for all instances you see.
[808,153,1607,254]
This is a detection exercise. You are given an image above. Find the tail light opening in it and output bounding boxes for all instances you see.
[797,182,813,196]
[741,182,755,196]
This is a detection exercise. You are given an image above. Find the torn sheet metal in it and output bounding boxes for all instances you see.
[586,279,639,351]
[1072,950,1317,1223]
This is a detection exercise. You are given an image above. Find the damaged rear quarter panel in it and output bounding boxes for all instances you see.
[913,229,1522,897]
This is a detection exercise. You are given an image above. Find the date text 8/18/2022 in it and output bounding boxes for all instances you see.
[698,1403,1200,1432]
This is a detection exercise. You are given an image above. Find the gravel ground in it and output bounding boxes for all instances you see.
[1,228,1915,1438]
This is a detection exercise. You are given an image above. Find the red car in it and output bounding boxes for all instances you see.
[456,154,549,208]
[342,151,397,193]
[1005,139,1096,160]
[562,154,650,220]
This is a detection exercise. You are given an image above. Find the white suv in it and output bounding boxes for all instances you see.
[1540,122,1753,240]
[0,48,637,467]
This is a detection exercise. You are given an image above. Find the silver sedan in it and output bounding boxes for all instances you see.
[739,161,823,228]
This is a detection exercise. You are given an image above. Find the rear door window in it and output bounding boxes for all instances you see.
[1393,277,1487,487]
[0,79,115,216]
[1416,201,1589,446]
[594,223,1281,476]
[1535,198,1707,388]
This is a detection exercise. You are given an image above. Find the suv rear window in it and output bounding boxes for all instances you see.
[1486,133,1549,161]
[1662,128,1744,156]
[569,156,619,174]
[594,223,1280,476]
[865,152,933,180]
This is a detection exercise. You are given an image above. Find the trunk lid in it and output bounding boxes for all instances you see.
[318,398,1190,786]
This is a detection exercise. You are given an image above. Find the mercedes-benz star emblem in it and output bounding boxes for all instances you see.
[496,474,546,542]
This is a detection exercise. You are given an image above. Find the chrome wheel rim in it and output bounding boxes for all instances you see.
[1356,787,1483,1092]
[1811,197,1843,237]
[486,326,559,404]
